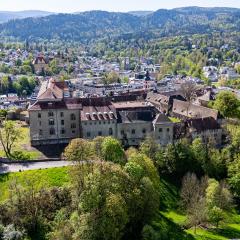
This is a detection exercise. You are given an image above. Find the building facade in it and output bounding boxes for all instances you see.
[28,79,174,146]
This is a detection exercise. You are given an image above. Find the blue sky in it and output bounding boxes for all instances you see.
[0,0,240,12]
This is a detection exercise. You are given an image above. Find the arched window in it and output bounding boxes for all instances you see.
[71,113,76,121]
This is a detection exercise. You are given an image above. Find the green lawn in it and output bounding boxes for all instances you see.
[0,167,70,202]
[0,122,43,159]
[154,179,240,240]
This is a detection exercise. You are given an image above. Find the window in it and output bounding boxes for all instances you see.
[142,129,146,134]
[159,128,162,133]
[71,113,76,121]
[38,113,41,118]
[72,130,76,134]
[61,128,65,135]
[121,130,125,135]
[132,129,136,135]
[60,112,64,117]
[48,111,54,117]
[87,132,91,137]
[167,128,170,132]
[98,131,102,136]
[49,128,55,135]
[71,123,76,129]
[61,120,65,125]
[84,122,87,126]
[39,129,42,136]
[49,119,54,126]
[39,121,41,126]
[109,128,113,135]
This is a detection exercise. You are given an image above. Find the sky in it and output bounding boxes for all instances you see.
[0,0,240,13]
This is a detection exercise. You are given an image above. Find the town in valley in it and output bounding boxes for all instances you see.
[0,4,240,240]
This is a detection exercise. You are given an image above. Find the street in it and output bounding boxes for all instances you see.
[0,161,73,174]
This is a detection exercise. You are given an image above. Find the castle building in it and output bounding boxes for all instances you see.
[28,79,174,146]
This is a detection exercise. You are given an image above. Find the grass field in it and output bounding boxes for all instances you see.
[0,167,70,202]
[0,122,43,159]
[157,179,240,240]
[0,168,240,239]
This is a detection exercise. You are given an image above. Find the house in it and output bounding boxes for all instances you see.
[32,55,49,74]
[186,117,222,145]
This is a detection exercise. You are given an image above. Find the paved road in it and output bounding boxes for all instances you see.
[0,161,73,174]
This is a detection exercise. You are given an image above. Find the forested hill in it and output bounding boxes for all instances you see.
[0,10,53,23]
[0,7,240,42]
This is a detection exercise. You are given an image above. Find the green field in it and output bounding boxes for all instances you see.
[0,169,240,239]
[156,180,240,240]
[0,167,70,202]
[0,122,43,159]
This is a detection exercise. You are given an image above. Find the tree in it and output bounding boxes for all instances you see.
[180,80,198,102]
[213,91,240,118]
[103,71,120,84]
[206,179,232,211]
[140,136,160,163]
[69,163,131,240]
[228,154,240,196]
[0,121,21,159]
[101,137,126,165]
[64,138,95,162]
[187,197,207,234]
[180,173,209,234]
[208,206,224,228]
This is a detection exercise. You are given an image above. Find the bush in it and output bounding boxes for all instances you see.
[10,151,31,161]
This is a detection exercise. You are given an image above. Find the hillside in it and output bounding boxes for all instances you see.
[0,10,53,23]
[0,7,239,42]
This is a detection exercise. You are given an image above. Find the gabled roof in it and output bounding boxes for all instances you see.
[37,79,63,101]
[146,92,170,106]
[33,56,48,64]
[153,114,172,124]
[172,99,219,120]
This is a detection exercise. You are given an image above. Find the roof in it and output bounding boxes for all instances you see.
[37,79,63,101]
[187,117,221,133]
[112,101,152,109]
[33,56,48,65]
[81,105,117,121]
[172,99,219,120]
[118,110,154,123]
[153,114,172,124]
[28,99,82,111]
[146,92,170,106]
